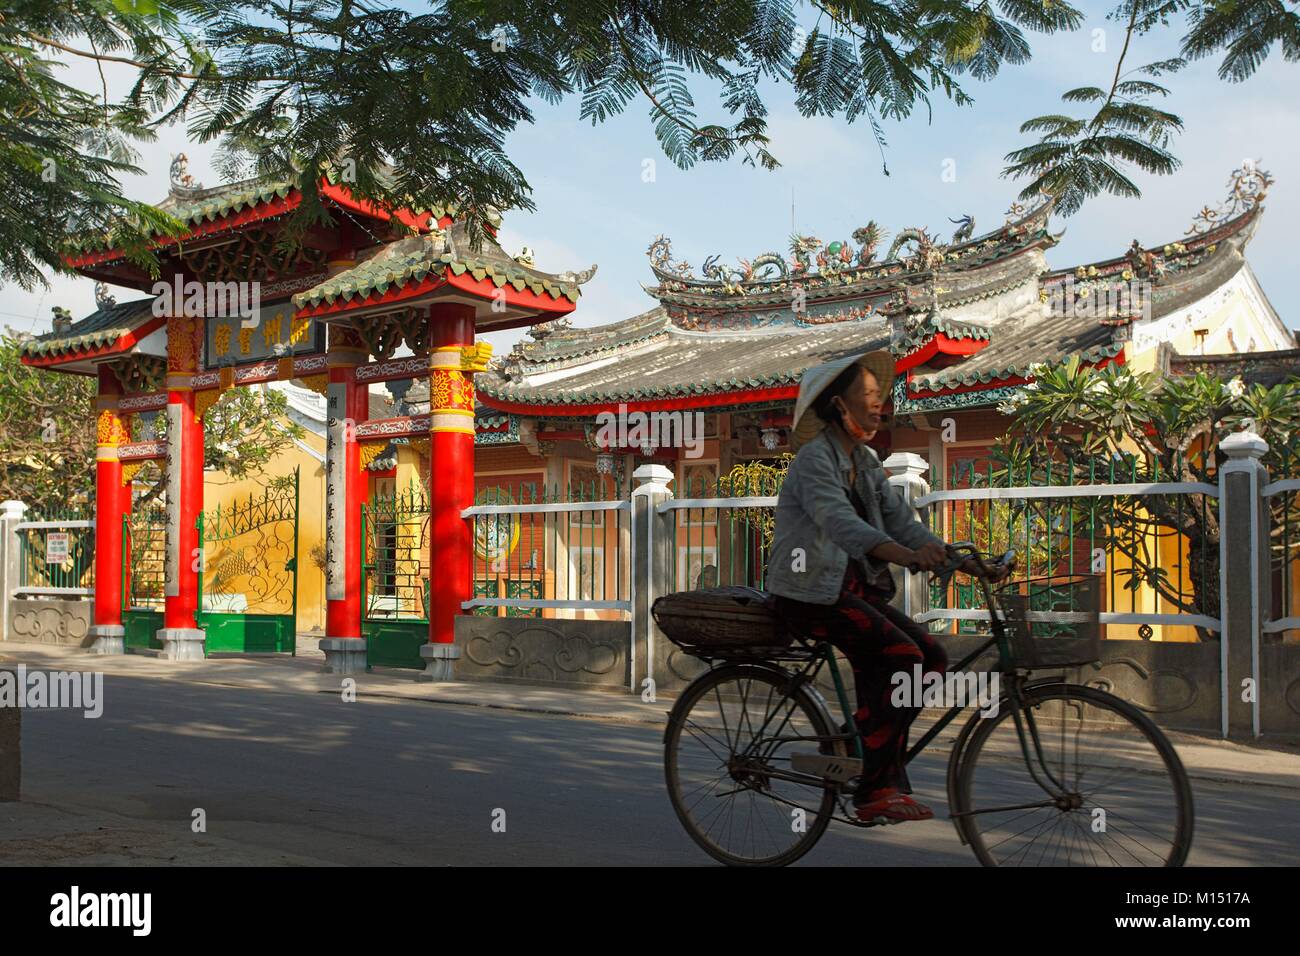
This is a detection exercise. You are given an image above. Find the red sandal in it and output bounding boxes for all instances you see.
[854,789,935,824]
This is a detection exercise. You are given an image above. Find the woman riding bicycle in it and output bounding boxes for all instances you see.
[766,350,1009,825]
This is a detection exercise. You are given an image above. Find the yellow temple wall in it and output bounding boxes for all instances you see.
[201,424,328,634]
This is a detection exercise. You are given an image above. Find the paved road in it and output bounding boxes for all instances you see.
[6,673,1300,865]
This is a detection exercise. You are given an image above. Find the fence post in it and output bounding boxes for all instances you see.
[883,453,932,619]
[1218,431,1270,739]
[0,500,27,642]
[631,463,674,696]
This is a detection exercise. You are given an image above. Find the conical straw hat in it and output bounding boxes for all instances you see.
[790,350,895,452]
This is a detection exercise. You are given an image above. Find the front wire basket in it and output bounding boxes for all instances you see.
[993,574,1102,669]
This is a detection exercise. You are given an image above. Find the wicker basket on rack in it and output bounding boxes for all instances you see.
[652,587,790,651]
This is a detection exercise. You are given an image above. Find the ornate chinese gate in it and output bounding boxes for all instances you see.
[361,482,430,669]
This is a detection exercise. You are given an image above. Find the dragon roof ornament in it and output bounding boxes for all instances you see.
[1186,162,1273,237]
[645,197,1054,299]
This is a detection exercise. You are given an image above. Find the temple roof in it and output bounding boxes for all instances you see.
[292,220,592,314]
[66,165,426,269]
[909,312,1121,392]
[1165,346,1300,387]
[478,165,1277,417]
[20,297,158,362]
[479,309,889,408]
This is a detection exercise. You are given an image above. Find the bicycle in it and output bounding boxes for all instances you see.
[659,543,1195,867]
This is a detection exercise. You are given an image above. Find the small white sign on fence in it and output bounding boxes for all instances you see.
[45,532,70,564]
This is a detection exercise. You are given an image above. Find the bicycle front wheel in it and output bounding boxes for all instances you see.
[953,683,1194,867]
[664,664,839,866]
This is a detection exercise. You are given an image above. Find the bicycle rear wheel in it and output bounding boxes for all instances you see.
[664,664,838,866]
[953,683,1194,866]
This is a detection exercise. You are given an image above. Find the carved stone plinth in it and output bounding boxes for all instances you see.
[320,637,367,675]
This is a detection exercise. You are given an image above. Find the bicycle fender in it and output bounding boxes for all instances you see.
[945,675,1074,844]
[797,682,838,740]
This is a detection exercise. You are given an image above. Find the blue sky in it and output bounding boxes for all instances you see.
[4,5,1296,355]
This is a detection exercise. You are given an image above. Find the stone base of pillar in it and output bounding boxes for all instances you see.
[156,627,206,662]
[417,642,460,682]
[320,637,367,675]
[88,624,126,655]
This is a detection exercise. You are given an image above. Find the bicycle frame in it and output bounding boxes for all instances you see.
[725,552,1077,806]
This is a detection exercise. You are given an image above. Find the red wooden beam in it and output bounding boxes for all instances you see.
[895,332,988,373]
[904,350,1126,399]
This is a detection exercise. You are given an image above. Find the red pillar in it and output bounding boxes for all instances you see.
[90,367,130,653]
[159,314,207,660]
[423,303,477,680]
[320,323,369,674]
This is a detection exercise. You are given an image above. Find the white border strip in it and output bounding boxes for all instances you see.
[16,520,95,530]
[1262,477,1300,497]
[658,495,778,511]
[1264,616,1300,634]
[15,587,93,597]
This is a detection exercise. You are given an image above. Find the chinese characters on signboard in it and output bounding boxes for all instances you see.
[164,404,183,597]
[325,383,347,601]
[205,303,323,368]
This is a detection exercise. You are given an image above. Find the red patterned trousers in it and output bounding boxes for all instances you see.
[774,563,947,796]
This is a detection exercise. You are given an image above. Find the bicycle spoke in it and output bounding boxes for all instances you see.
[667,667,835,866]
[681,718,732,765]
[958,685,1189,867]
[1003,812,1064,866]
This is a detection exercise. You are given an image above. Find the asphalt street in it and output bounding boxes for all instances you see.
[6,673,1299,866]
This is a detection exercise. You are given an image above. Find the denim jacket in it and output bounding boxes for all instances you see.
[765,429,943,605]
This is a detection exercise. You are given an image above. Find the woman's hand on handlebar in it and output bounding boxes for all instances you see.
[909,542,948,572]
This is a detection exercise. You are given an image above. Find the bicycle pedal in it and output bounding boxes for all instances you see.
[855,812,905,827]
[792,753,861,783]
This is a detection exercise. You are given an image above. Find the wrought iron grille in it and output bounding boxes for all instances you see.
[18,506,94,592]
[124,508,168,611]
[924,453,1220,641]
[466,479,630,617]
[363,482,431,620]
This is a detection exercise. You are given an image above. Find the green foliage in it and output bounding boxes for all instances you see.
[0,0,1293,286]
[0,0,191,287]
[0,329,96,506]
[1004,7,1185,218]
[721,454,791,551]
[141,384,305,486]
[996,355,1300,480]
[1182,0,1300,81]
[993,357,1300,625]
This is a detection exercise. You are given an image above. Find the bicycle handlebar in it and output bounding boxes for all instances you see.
[907,542,1016,580]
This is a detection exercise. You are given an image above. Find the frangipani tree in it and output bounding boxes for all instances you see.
[993,355,1300,638]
